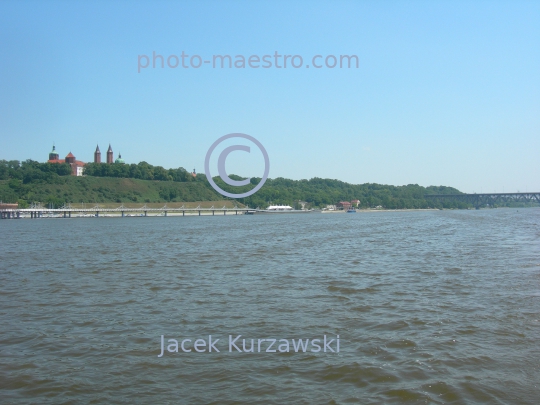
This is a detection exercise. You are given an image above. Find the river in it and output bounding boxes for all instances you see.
[1,208,539,404]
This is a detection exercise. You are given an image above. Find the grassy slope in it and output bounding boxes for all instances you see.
[0,176,227,205]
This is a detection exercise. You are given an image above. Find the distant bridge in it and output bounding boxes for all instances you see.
[0,203,256,219]
[425,192,540,208]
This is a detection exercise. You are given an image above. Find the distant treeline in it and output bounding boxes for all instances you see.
[2,158,535,210]
[1,159,72,182]
[83,162,196,182]
[218,176,464,209]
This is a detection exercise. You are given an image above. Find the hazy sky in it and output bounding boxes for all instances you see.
[1,0,538,193]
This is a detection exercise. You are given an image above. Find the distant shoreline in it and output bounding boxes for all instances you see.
[321,208,440,213]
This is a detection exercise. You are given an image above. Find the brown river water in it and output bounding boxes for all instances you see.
[1,208,539,404]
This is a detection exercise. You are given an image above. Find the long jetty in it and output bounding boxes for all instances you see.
[0,203,257,219]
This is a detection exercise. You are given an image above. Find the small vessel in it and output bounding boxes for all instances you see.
[346,208,356,213]
[257,205,313,214]
[265,205,293,211]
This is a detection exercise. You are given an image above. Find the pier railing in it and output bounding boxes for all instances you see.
[425,192,540,208]
[0,203,258,219]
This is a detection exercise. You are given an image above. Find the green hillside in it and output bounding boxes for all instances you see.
[0,159,485,210]
[0,175,226,208]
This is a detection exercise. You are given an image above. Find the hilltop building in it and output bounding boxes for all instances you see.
[47,145,85,176]
[107,144,114,164]
[46,143,125,176]
[115,153,125,164]
[94,145,101,163]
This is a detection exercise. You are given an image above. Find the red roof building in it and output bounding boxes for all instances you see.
[336,201,352,210]
[47,146,85,176]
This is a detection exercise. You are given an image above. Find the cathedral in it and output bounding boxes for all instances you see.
[47,144,125,176]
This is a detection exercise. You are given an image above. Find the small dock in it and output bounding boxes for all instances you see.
[0,203,258,219]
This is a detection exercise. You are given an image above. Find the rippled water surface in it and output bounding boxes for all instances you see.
[1,209,539,404]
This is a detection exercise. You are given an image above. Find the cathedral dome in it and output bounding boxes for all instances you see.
[115,153,125,164]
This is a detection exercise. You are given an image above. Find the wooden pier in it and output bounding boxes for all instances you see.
[0,203,258,219]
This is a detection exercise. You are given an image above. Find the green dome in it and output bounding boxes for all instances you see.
[115,153,125,164]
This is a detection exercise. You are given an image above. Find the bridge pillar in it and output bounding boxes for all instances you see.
[122,211,124,217]
[17,212,20,219]
[64,212,67,218]
[69,212,71,218]
[144,211,147,217]
[182,211,185,217]
[96,211,99,217]
[164,211,167,217]
[224,210,226,215]
[212,210,214,216]
[198,210,201,216]
[236,210,238,215]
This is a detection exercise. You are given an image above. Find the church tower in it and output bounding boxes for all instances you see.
[49,144,59,161]
[94,145,101,163]
[107,144,113,164]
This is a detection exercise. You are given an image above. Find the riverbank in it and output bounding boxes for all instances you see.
[321,208,441,213]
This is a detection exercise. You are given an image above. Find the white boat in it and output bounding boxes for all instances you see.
[257,205,313,214]
[266,205,293,211]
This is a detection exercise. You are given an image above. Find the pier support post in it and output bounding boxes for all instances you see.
[182,211,185,217]
[64,212,66,218]
[17,212,20,219]
[224,210,226,215]
[96,211,99,217]
[164,211,167,217]
[212,210,214,216]
[144,211,147,217]
[198,210,201,216]
[122,211,124,217]
[69,212,71,218]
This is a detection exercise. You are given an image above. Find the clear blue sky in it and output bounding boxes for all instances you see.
[1,0,538,193]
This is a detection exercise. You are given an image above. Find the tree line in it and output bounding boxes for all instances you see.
[83,162,196,182]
